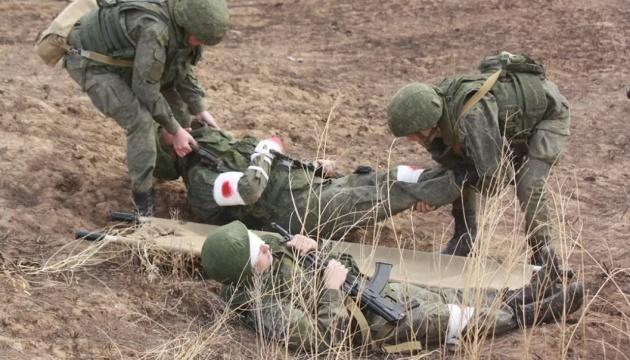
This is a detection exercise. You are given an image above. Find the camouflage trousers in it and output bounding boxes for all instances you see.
[452,157,553,250]
[64,47,191,192]
[65,53,157,193]
[370,283,517,346]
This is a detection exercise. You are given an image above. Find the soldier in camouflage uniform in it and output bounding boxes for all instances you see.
[200,221,583,353]
[155,124,471,239]
[64,0,229,215]
[386,53,571,274]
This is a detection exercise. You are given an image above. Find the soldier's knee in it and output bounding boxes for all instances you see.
[86,83,153,133]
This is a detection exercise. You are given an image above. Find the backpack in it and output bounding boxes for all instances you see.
[478,51,545,78]
[35,0,98,67]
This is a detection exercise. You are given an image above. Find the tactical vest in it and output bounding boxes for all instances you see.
[437,69,548,146]
[77,0,185,61]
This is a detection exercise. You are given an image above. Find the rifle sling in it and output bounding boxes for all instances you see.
[344,297,371,345]
[344,298,423,354]
[62,43,134,67]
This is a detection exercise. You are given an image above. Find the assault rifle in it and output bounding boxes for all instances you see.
[191,143,228,171]
[270,149,327,177]
[270,150,372,178]
[270,223,406,323]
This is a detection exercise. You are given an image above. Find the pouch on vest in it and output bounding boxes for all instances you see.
[478,51,545,77]
[479,52,548,141]
[35,0,98,67]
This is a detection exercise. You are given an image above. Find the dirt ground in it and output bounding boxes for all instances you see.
[0,0,629,358]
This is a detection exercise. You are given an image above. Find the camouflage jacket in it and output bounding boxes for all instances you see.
[72,1,207,133]
[427,77,570,195]
[216,232,514,352]
[155,125,327,228]
[219,232,351,352]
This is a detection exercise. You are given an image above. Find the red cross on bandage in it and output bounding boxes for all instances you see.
[221,181,234,198]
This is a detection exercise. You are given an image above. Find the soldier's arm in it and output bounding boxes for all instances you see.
[175,60,207,116]
[389,166,476,209]
[162,87,193,128]
[131,21,181,134]
[211,138,282,206]
[153,126,181,180]
[527,80,571,164]
[460,95,512,193]
[256,289,350,352]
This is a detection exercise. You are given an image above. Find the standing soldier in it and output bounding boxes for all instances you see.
[64,0,229,215]
[386,52,571,275]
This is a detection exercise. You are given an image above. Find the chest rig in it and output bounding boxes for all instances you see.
[77,0,200,77]
[438,54,548,150]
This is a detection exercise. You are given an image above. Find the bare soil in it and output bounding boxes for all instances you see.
[0,0,629,358]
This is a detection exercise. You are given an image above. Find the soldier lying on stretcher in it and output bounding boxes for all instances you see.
[154,124,475,239]
[199,221,583,353]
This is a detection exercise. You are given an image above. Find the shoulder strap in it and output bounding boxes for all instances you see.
[63,42,134,67]
[450,69,501,156]
[456,69,502,124]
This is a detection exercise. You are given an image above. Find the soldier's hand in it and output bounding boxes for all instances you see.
[316,159,336,178]
[286,234,317,256]
[195,110,220,129]
[172,128,197,157]
[414,201,436,213]
[323,260,348,290]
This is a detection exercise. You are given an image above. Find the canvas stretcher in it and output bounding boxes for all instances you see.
[83,215,538,289]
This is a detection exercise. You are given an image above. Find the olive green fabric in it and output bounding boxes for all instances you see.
[73,1,207,134]
[401,67,570,253]
[172,0,229,46]
[201,220,253,285]
[154,126,463,239]
[211,224,518,352]
[153,125,180,181]
[387,82,443,137]
[64,1,211,192]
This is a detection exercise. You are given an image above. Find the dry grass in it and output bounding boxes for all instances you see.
[3,126,628,360]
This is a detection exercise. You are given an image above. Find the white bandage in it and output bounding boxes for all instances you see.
[396,165,424,183]
[248,231,265,267]
[251,137,284,162]
[446,304,475,345]
[250,153,273,165]
[213,172,246,206]
[247,165,269,181]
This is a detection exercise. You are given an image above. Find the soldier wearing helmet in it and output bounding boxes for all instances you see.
[64,0,229,215]
[198,220,583,353]
[387,53,571,277]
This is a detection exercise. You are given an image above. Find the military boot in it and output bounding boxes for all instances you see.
[132,190,155,217]
[503,265,559,307]
[512,281,583,328]
[529,238,575,280]
[441,204,476,256]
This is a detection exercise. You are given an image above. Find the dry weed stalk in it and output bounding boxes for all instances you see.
[229,123,617,360]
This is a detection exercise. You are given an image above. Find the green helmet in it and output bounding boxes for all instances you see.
[172,0,229,46]
[201,221,253,285]
[387,82,443,137]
